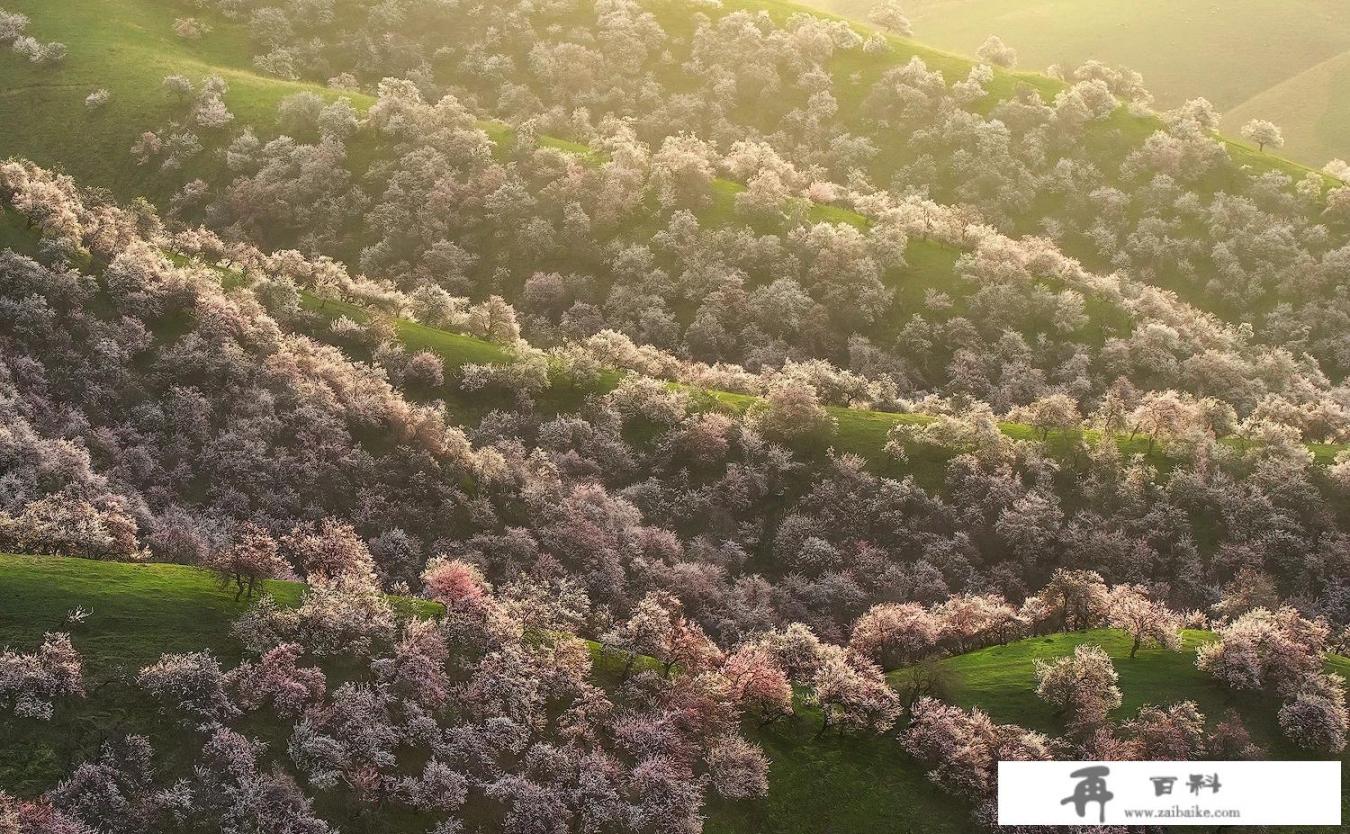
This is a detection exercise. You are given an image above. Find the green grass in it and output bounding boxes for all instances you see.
[5,554,1345,833]
[891,628,1350,833]
[900,629,1350,745]
[0,553,296,791]
[0,0,367,202]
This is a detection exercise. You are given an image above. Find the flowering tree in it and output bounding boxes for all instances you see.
[421,558,491,613]
[602,591,723,679]
[976,35,1017,69]
[1034,644,1121,734]
[137,651,238,722]
[705,736,770,799]
[902,696,1051,803]
[810,650,901,734]
[934,593,1023,653]
[0,632,83,720]
[1107,584,1182,657]
[1208,709,1265,759]
[868,0,912,36]
[1278,674,1348,754]
[48,735,176,832]
[1241,118,1284,152]
[206,523,289,600]
[1122,701,1206,759]
[281,519,379,589]
[1196,607,1329,696]
[226,642,326,718]
[748,378,837,442]
[1038,569,1110,631]
[371,619,451,709]
[849,602,942,668]
[719,643,794,720]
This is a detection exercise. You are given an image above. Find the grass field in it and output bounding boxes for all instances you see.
[806,0,1350,168]
[3,553,1345,832]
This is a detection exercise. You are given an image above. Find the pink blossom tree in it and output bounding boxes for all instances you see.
[1122,701,1207,759]
[1107,584,1182,658]
[810,650,901,735]
[1034,643,1121,734]
[225,642,326,718]
[206,523,290,601]
[1278,674,1348,754]
[137,651,238,721]
[0,632,83,720]
[1038,569,1111,631]
[1196,607,1329,696]
[848,602,941,668]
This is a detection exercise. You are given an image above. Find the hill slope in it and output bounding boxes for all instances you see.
[4,554,1346,833]
[807,0,1350,167]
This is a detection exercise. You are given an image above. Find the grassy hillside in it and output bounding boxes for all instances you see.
[283,262,1350,476]
[2,207,1345,486]
[904,628,1350,747]
[807,0,1350,168]
[0,0,1324,197]
[1,0,1331,352]
[3,553,1345,833]
[0,0,356,200]
[0,552,966,831]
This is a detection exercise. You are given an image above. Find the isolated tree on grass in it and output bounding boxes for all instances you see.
[1107,584,1182,658]
[1241,118,1284,152]
[868,0,912,36]
[1034,643,1121,734]
[207,523,288,601]
[137,651,238,722]
[0,632,83,720]
[976,35,1017,69]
